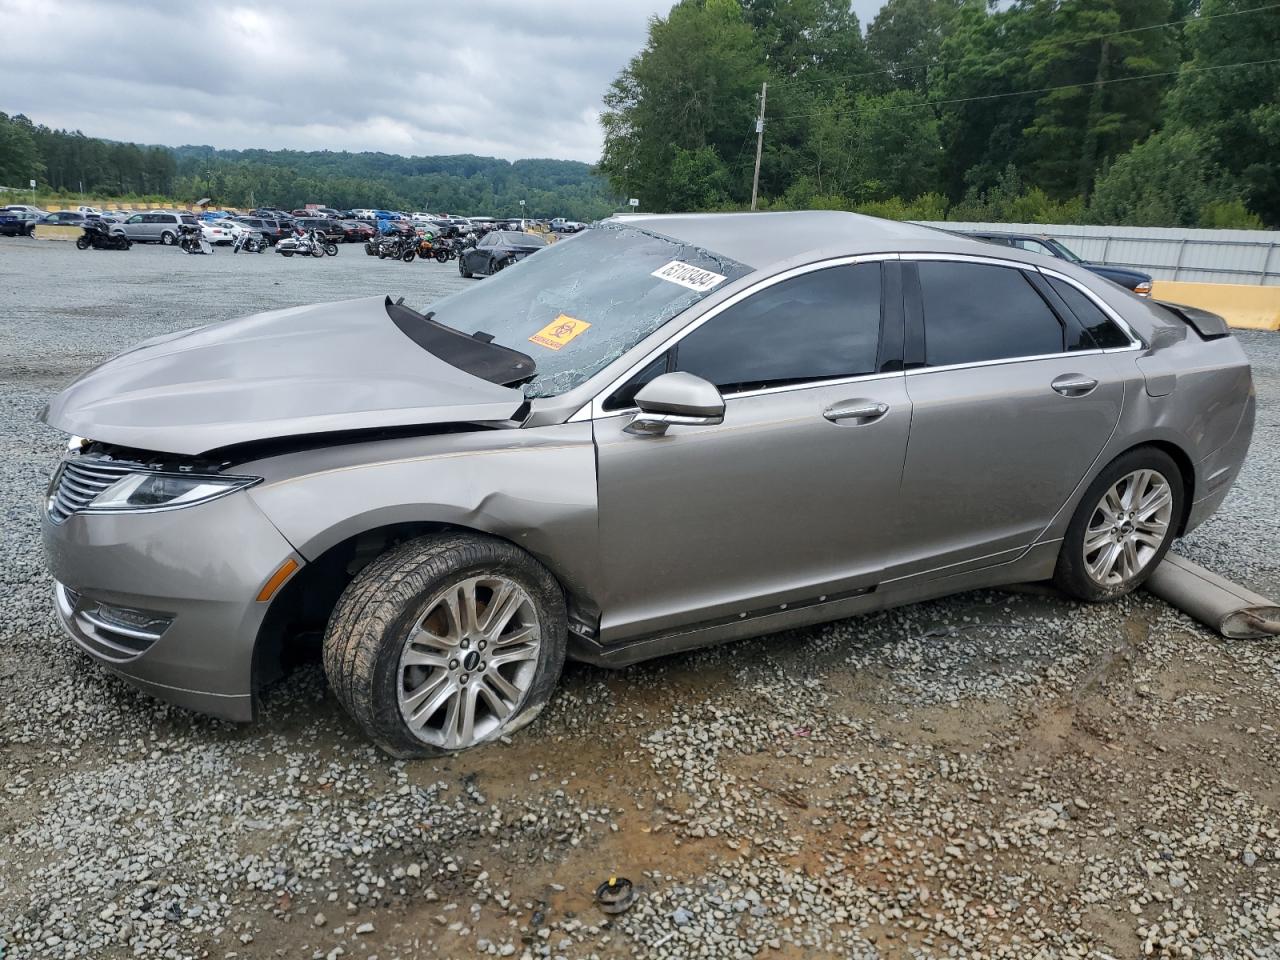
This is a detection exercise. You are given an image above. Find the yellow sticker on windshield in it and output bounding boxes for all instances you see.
[529,314,591,351]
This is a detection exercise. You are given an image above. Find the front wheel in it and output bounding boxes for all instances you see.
[402,249,416,262]
[459,256,472,279]
[324,243,338,257]
[1053,447,1183,602]
[75,237,90,250]
[322,534,567,758]
[434,249,449,263]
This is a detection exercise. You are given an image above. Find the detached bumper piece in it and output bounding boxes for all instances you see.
[1145,553,1280,639]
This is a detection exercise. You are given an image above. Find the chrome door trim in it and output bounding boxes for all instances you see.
[905,348,1109,377]
[1035,264,1146,348]
[570,254,901,422]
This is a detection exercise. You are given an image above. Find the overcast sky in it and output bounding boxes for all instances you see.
[0,0,885,163]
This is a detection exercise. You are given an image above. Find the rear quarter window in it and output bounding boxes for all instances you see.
[1046,277,1133,349]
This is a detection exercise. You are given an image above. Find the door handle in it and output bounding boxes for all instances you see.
[823,399,889,424]
[1051,374,1099,397]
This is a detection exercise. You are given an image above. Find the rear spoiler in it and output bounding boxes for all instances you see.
[1152,299,1231,340]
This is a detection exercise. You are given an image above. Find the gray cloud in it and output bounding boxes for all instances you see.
[0,0,885,162]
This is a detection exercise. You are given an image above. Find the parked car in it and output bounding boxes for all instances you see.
[233,216,293,245]
[457,230,548,277]
[198,210,235,222]
[550,217,585,233]
[201,219,249,245]
[76,205,103,216]
[36,211,1253,757]
[4,204,48,218]
[0,208,40,236]
[963,231,1153,297]
[292,218,345,243]
[41,211,88,227]
[337,219,376,242]
[119,210,201,245]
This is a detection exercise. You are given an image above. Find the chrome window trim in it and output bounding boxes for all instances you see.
[904,348,1108,377]
[574,254,900,422]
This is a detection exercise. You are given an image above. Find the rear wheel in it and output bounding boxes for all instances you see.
[1053,447,1183,602]
[160,231,176,245]
[280,250,294,257]
[323,533,567,758]
[324,243,338,256]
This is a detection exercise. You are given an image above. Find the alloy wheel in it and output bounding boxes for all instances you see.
[1083,469,1173,586]
[396,575,541,749]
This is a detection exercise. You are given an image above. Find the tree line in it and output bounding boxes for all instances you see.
[0,113,620,220]
[599,0,1280,229]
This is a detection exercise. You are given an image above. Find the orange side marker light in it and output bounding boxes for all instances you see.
[257,558,299,602]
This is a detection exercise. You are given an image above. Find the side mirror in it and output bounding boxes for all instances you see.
[625,372,725,436]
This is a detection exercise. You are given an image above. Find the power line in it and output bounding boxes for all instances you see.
[768,56,1280,124]
[766,2,1280,96]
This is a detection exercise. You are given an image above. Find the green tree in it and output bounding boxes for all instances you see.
[866,0,963,92]
[599,0,767,210]
[0,112,43,186]
[1088,128,1236,226]
[1018,0,1178,200]
[1163,0,1280,224]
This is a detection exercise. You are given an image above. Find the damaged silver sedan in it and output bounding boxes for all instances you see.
[40,212,1254,756]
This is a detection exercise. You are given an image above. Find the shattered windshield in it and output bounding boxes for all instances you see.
[422,223,751,398]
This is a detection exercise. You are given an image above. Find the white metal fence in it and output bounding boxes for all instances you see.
[915,221,1280,286]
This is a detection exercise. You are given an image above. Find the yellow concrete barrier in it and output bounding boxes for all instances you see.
[1151,280,1280,332]
[34,224,84,242]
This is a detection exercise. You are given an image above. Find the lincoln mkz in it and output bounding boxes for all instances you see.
[40,212,1254,756]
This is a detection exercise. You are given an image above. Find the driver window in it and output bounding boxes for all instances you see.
[672,263,883,395]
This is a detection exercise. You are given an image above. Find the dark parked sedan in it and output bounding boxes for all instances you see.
[293,218,345,243]
[0,208,40,236]
[458,230,548,278]
[41,211,88,227]
[964,231,1153,297]
[337,219,375,242]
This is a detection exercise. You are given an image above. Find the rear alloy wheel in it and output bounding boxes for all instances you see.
[1053,448,1183,602]
[323,534,566,757]
[160,231,176,245]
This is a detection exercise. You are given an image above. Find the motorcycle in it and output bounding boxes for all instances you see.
[177,223,212,255]
[375,231,414,261]
[276,228,338,258]
[231,230,268,254]
[413,234,451,263]
[75,219,131,251]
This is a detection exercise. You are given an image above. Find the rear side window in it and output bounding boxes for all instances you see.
[1046,277,1132,349]
[917,261,1064,367]
[674,263,882,394]
[181,215,197,224]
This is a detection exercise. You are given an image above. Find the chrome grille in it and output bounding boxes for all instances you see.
[47,458,137,523]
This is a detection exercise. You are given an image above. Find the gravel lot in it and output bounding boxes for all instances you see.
[1,236,1278,960]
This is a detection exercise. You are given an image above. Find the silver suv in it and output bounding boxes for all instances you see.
[40,212,1254,757]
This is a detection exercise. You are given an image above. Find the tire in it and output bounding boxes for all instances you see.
[75,237,89,250]
[322,533,567,758]
[324,243,338,257]
[402,250,416,262]
[280,250,293,257]
[1053,447,1184,603]
[459,256,472,279]
[160,231,176,245]
[435,249,448,263]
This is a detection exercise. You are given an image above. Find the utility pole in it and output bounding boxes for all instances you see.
[750,81,767,211]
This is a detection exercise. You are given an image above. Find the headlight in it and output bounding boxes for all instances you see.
[88,472,259,512]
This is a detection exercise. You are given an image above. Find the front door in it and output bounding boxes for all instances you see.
[593,260,912,644]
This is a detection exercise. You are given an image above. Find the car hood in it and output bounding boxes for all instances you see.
[41,295,526,456]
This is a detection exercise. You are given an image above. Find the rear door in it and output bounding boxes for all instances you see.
[593,259,911,643]
[890,256,1127,581]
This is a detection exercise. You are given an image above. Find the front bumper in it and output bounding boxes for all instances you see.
[42,489,301,722]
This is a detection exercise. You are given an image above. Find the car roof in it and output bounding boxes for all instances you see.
[610,210,1002,270]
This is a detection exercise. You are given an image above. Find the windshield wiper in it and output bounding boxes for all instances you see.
[385,298,536,386]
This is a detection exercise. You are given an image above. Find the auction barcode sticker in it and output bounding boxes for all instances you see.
[651,260,727,292]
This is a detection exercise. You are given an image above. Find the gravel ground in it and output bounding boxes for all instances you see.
[1,236,1278,960]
